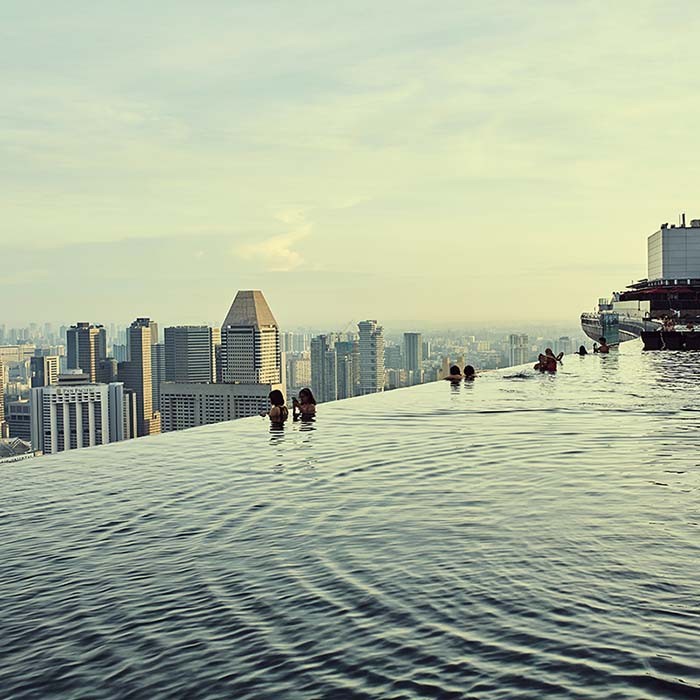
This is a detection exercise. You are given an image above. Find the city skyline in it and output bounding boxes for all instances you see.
[4,3,699,326]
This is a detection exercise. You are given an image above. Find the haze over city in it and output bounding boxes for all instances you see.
[4,1,700,326]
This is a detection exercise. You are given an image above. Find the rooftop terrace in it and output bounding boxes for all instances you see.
[3,342,699,699]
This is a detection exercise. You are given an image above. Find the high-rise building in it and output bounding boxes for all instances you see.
[335,340,359,399]
[119,318,160,437]
[310,335,338,403]
[509,334,529,366]
[66,323,107,382]
[404,333,423,373]
[164,326,216,383]
[96,358,118,384]
[30,355,59,388]
[358,320,384,394]
[220,291,281,384]
[160,382,283,432]
[384,345,402,370]
[287,354,311,393]
[151,344,166,412]
[30,381,126,454]
[6,399,31,441]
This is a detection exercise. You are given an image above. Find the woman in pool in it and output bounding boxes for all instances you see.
[443,365,462,381]
[293,387,316,421]
[463,365,476,380]
[264,389,289,425]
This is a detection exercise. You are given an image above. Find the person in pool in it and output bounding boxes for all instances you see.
[594,337,610,354]
[443,365,462,381]
[263,389,289,425]
[463,365,476,380]
[544,348,563,371]
[576,345,588,355]
[293,387,316,421]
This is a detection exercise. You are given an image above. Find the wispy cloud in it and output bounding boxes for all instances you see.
[235,210,312,272]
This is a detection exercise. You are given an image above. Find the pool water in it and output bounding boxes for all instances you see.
[2,341,699,699]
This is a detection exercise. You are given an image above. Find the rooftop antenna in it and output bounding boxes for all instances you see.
[682,212,686,227]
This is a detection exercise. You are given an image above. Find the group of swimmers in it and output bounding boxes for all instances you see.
[264,337,614,422]
[443,365,476,381]
[262,387,316,425]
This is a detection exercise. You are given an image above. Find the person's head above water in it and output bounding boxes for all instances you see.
[599,337,607,345]
[449,365,461,375]
[299,387,316,405]
[545,348,554,356]
[463,365,475,378]
[578,345,588,355]
[268,389,285,406]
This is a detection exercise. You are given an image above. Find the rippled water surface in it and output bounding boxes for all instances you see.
[3,342,700,699]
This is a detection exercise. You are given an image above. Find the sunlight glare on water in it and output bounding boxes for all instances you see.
[2,341,699,699]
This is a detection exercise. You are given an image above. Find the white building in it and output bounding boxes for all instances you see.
[358,320,384,394]
[160,382,283,432]
[648,219,700,281]
[220,291,281,384]
[509,334,529,366]
[30,381,127,454]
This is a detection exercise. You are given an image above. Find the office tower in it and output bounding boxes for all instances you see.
[335,340,359,399]
[509,334,529,366]
[384,345,402,370]
[30,355,59,388]
[119,318,160,437]
[358,320,385,394]
[287,354,311,393]
[212,327,221,382]
[112,344,128,363]
[404,333,423,372]
[66,323,107,382]
[220,290,281,384]
[97,358,118,384]
[151,344,166,412]
[310,335,338,403]
[149,322,159,345]
[160,382,282,432]
[30,381,126,454]
[164,326,216,383]
[6,399,31,441]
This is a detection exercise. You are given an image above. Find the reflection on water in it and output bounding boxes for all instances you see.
[2,341,699,699]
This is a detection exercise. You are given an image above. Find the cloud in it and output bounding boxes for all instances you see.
[235,212,312,272]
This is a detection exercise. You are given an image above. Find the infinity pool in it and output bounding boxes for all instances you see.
[2,341,699,699]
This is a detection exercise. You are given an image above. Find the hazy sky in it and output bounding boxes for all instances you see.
[3,1,700,329]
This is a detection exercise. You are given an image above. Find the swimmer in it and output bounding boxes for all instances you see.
[443,365,462,381]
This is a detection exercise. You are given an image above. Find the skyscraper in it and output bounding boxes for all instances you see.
[164,326,216,383]
[119,318,161,437]
[220,291,281,384]
[30,355,59,388]
[335,339,359,399]
[358,320,385,394]
[403,333,423,373]
[151,344,166,412]
[310,335,338,403]
[66,322,107,382]
[509,334,529,366]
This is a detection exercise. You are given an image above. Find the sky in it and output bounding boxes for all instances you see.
[3,1,700,329]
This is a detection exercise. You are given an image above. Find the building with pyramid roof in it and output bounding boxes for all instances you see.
[220,291,281,384]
